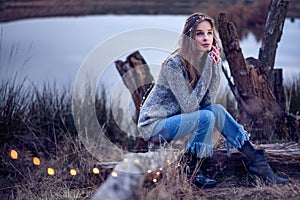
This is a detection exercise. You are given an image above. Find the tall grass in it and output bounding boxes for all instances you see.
[0,78,115,199]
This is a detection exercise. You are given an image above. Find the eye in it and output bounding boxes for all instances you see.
[208,31,213,35]
[196,31,204,36]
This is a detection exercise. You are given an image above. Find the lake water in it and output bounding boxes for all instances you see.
[0,15,299,89]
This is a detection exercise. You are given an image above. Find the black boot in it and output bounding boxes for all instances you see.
[183,152,217,188]
[239,141,289,184]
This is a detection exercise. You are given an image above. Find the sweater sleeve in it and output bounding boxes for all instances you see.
[162,55,213,113]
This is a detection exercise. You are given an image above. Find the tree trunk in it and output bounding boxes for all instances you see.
[259,0,289,114]
[115,51,154,152]
[217,0,289,141]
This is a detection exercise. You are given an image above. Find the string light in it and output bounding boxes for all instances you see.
[111,172,118,177]
[93,168,100,174]
[48,168,55,175]
[70,169,77,176]
[7,149,166,184]
[10,150,18,159]
[33,157,40,166]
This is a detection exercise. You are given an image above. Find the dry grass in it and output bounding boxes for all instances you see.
[142,164,206,200]
[0,79,113,199]
[1,74,299,199]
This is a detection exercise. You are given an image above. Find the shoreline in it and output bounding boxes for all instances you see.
[1,0,299,23]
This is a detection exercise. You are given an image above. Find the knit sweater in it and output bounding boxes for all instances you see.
[137,53,222,140]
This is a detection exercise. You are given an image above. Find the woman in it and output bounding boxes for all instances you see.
[137,13,288,188]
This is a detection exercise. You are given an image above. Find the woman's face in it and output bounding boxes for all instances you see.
[194,20,214,56]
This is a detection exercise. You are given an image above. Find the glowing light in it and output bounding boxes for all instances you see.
[134,159,139,164]
[123,158,129,162]
[93,168,100,174]
[159,167,163,171]
[33,157,40,166]
[111,172,118,177]
[48,168,55,175]
[156,171,160,175]
[147,170,152,174]
[153,178,158,183]
[70,169,77,176]
[10,150,18,159]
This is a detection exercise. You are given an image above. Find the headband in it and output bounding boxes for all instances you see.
[185,14,211,35]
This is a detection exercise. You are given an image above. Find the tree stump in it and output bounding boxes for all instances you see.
[114,51,155,152]
[217,0,289,140]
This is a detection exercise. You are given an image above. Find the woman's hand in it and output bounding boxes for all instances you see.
[209,43,221,64]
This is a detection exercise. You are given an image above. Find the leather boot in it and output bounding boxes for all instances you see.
[239,141,289,184]
[183,152,217,188]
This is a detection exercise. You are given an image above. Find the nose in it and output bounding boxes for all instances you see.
[202,33,208,41]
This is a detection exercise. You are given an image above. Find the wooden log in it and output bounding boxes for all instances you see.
[258,0,288,115]
[91,143,300,199]
[258,0,289,80]
[217,0,290,141]
[115,51,154,120]
[217,13,281,140]
[114,51,155,152]
[91,149,178,200]
[272,68,286,113]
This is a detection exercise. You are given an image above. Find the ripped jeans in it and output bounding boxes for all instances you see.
[149,104,250,158]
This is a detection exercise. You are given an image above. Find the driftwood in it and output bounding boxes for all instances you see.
[91,149,179,200]
[217,0,289,140]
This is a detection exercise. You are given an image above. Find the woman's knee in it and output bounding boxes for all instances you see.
[199,110,215,126]
[209,104,227,116]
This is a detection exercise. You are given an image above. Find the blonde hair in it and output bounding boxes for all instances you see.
[174,13,220,88]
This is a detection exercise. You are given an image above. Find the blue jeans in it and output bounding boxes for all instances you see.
[149,104,249,158]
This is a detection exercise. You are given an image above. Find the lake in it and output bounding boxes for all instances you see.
[0,15,299,89]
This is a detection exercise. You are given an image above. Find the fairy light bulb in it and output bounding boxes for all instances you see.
[10,150,18,159]
[33,157,40,166]
[111,172,118,177]
[70,169,77,176]
[48,168,55,175]
[93,168,100,174]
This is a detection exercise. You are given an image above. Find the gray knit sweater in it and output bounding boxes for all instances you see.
[137,53,222,140]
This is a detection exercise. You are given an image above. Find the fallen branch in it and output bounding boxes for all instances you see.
[91,149,179,200]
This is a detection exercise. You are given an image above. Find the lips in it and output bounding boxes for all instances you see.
[202,43,210,48]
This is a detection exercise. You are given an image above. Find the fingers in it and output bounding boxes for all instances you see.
[210,46,220,64]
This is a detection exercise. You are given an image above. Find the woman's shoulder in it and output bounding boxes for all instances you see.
[162,54,184,69]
